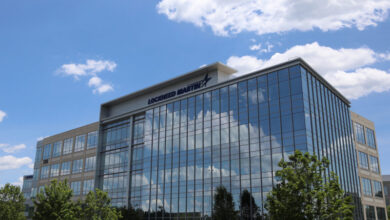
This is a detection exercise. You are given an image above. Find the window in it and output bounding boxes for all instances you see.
[85,156,96,172]
[362,178,372,196]
[33,168,40,181]
[377,207,386,220]
[40,166,49,179]
[72,159,83,174]
[83,179,94,195]
[365,205,375,220]
[50,163,60,177]
[74,135,85,152]
[43,144,51,160]
[373,180,383,198]
[71,181,81,196]
[87,131,98,149]
[366,128,376,148]
[370,156,379,173]
[61,161,71,175]
[359,151,369,169]
[63,138,73,155]
[35,147,42,163]
[354,122,365,144]
[52,141,62,157]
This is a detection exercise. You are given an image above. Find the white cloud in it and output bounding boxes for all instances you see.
[227,42,390,99]
[157,0,390,36]
[12,176,24,187]
[250,43,262,51]
[56,59,116,94]
[0,144,26,153]
[0,110,6,122]
[250,42,274,53]
[0,155,33,171]
[88,76,113,94]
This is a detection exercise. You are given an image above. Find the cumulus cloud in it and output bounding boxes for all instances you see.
[0,155,33,170]
[12,176,24,187]
[157,0,390,36]
[250,42,274,53]
[227,42,390,99]
[0,110,6,122]
[56,59,116,94]
[0,144,26,153]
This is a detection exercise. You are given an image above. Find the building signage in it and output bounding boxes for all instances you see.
[148,74,212,105]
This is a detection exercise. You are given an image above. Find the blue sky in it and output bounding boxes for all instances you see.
[1,0,390,186]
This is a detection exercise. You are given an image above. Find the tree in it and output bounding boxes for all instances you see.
[117,205,144,220]
[387,206,390,220]
[240,189,260,220]
[213,185,237,220]
[0,183,26,220]
[265,150,354,220]
[33,179,79,220]
[81,188,121,220]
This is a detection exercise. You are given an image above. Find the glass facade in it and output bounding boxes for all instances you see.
[61,161,71,175]
[63,138,73,155]
[362,178,372,196]
[354,122,365,145]
[85,156,96,172]
[370,156,379,173]
[366,128,376,149]
[50,163,60,177]
[97,64,361,218]
[72,159,83,174]
[87,131,98,149]
[377,207,386,220]
[52,141,62,157]
[373,180,383,198]
[43,144,51,160]
[365,205,375,220]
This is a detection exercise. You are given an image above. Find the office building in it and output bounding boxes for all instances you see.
[26,58,390,219]
[352,112,387,220]
[382,175,390,206]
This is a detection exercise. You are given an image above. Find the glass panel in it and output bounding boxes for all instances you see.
[87,131,98,149]
[354,122,365,144]
[366,128,376,149]
[75,135,86,152]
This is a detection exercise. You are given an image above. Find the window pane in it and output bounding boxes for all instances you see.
[87,131,98,149]
[365,205,375,220]
[358,151,369,169]
[50,163,60,177]
[43,144,51,160]
[61,161,71,175]
[354,122,365,144]
[52,141,62,157]
[83,179,95,195]
[75,135,86,152]
[63,138,73,154]
[85,156,96,172]
[369,156,379,173]
[72,159,83,174]
[366,128,376,149]
[362,178,372,196]
[71,181,81,196]
[373,180,383,198]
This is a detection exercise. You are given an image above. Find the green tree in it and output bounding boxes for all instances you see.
[265,150,354,220]
[240,189,260,220]
[213,185,238,220]
[33,179,79,220]
[0,183,26,220]
[117,205,144,220]
[387,206,390,220]
[81,188,121,220]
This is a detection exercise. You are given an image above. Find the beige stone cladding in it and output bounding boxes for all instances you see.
[351,111,387,220]
[35,122,98,200]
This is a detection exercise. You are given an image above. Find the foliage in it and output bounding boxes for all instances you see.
[0,183,26,220]
[33,179,79,220]
[265,150,354,220]
[240,189,260,220]
[213,185,238,220]
[81,188,121,220]
[117,205,144,220]
[387,206,390,220]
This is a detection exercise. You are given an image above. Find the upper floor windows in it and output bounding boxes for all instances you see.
[42,144,51,160]
[50,163,60,177]
[71,181,81,196]
[40,166,49,179]
[52,141,62,158]
[87,131,98,149]
[366,128,376,149]
[72,159,83,174]
[85,156,96,172]
[373,180,383,198]
[35,147,42,163]
[362,178,372,196]
[61,161,71,175]
[63,138,73,155]
[354,122,365,145]
[370,156,379,173]
[75,135,85,152]
[358,151,369,169]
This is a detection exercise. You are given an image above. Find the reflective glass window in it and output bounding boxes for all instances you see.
[74,135,85,152]
[63,138,73,154]
[373,180,383,198]
[83,179,94,195]
[72,159,83,174]
[358,151,369,169]
[71,181,81,196]
[50,163,60,177]
[365,205,375,220]
[61,161,71,175]
[43,144,51,160]
[354,122,365,144]
[366,128,376,149]
[52,141,62,157]
[377,207,386,220]
[40,166,49,179]
[35,147,42,163]
[370,156,379,173]
[362,178,372,196]
[87,131,98,149]
[85,156,96,172]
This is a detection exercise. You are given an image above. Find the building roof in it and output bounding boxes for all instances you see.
[382,175,390,182]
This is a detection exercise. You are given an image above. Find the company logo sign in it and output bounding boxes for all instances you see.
[148,74,212,105]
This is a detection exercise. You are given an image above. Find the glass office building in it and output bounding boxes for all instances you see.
[96,58,363,219]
